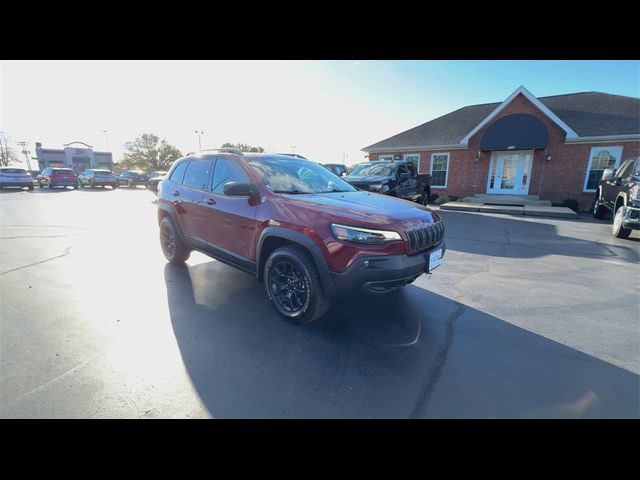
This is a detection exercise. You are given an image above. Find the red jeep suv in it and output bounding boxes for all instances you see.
[157,151,446,324]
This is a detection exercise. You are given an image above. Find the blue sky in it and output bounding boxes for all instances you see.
[2,60,639,167]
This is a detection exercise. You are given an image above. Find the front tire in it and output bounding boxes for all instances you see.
[159,217,191,264]
[593,190,607,219]
[264,245,329,325]
[613,206,632,239]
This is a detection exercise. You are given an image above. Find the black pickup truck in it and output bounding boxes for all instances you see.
[593,156,640,238]
[344,160,426,204]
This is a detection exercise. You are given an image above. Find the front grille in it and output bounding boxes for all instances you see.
[349,182,370,191]
[406,221,445,252]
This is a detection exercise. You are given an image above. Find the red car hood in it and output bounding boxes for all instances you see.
[273,191,440,231]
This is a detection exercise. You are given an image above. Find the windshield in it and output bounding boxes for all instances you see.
[94,170,113,175]
[349,163,396,177]
[248,157,357,194]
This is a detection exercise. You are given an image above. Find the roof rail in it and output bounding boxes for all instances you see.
[187,148,245,156]
[276,153,307,159]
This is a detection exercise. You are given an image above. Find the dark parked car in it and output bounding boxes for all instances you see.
[322,163,348,177]
[158,151,445,325]
[593,156,640,238]
[117,170,150,188]
[37,168,78,189]
[79,169,118,189]
[0,167,34,191]
[344,160,425,204]
[147,171,168,194]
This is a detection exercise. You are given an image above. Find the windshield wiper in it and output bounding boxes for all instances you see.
[317,189,352,193]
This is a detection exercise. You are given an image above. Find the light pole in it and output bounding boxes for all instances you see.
[101,130,110,150]
[16,141,32,171]
[195,130,204,150]
[291,145,296,154]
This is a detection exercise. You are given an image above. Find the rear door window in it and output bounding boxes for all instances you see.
[182,159,213,190]
[170,161,189,184]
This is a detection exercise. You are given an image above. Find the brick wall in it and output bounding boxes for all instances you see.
[368,93,640,209]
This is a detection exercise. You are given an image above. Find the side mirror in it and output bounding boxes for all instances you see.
[399,172,410,180]
[602,168,615,180]
[223,182,259,198]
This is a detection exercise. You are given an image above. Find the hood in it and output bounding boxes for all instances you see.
[276,191,440,230]
[344,175,393,184]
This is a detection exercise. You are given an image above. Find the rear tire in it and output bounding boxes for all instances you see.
[593,190,607,219]
[28,185,34,191]
[613,206,632,239]
[264,245,329,325]
[159,217,191,264]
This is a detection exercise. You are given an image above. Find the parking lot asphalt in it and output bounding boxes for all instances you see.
[1,187,638,418]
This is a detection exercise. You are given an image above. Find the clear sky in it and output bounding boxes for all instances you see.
[2,60,639,167]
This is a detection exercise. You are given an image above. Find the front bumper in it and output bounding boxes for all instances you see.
[329,241,446,296]
[621,206,640,229]
[50,182,77,187]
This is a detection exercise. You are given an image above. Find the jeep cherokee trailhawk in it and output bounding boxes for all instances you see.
[157,150,446,324]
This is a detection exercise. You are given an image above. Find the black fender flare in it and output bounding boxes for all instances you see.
[157,203,189,245]
[256,227,336,299]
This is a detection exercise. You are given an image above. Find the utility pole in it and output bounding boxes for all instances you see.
[16,141,32,171]
[291,145,296,154]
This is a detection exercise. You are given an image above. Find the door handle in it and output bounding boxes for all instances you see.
[172,191,180,196]
[204,198,216,205]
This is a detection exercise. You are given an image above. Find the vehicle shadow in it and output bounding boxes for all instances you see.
[164,261,639,418]
[439,210,640,262]
[0,188,33,194]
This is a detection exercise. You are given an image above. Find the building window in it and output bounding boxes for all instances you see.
[378,154,393,161]
[430,153,450,188]
[403,153,420,172]
[583,146,623,192]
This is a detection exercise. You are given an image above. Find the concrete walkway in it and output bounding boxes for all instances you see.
[440,201,577,218]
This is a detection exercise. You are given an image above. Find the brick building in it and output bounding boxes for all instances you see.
[362,86,640,209]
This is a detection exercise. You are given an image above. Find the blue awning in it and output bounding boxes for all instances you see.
[480,113,549,151]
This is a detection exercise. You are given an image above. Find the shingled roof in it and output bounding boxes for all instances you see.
[363,91,640,151]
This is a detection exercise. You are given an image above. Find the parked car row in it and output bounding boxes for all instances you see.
[0,167,169,191]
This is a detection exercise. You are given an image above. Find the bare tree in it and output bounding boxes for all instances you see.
[0,134,19,167]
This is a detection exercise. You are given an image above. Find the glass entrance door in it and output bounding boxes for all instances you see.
[487,151,533,194]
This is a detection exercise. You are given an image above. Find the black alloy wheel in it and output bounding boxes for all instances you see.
[269,260,310,315]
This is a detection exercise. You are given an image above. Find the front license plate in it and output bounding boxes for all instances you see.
[427,248,442,272]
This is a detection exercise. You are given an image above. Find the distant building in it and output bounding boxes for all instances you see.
[34,141,114,173]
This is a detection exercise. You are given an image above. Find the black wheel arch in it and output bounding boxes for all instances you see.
[157,204,189,246]
[257,227,336,299]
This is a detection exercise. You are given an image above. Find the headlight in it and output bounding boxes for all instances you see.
[630,185,639,201]
[331,223,402,244]
[370,183,389,193]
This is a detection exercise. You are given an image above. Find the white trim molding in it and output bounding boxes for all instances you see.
[583,146,624,193]
[459,86,579,144]
[565,134,640,144]
[430,152,450,189]
[378,154,394,161]
[362,144,467,153]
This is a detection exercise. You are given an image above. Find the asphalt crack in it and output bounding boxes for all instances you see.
[0,247,73,276]
[410,300,467,418]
